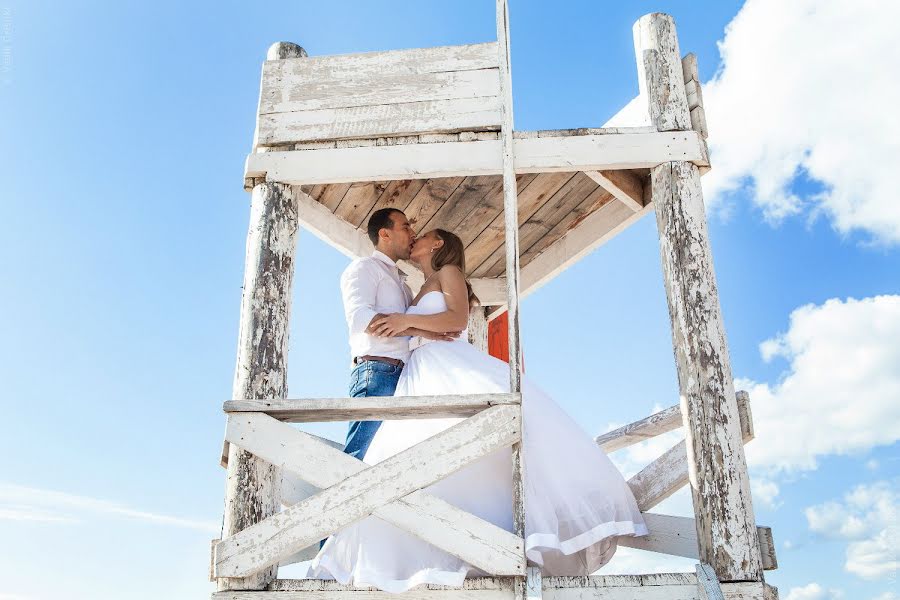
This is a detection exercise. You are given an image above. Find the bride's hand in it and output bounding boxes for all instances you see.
[372,313,409,337]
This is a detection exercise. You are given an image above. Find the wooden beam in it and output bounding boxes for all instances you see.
[595,392,752,453]
[595,404,682,452]
[696,563,725,600]
[582,170,644,211]
[223,392,521,422]
[495,5,528,600]
[215,405,522,578]
[468,306,490,351]
[219,180,298,591]
[519,200,653,299]
[628,394,754,512]
[227,412,525,576]
[636,12,763,581]
[244,131,709,185]
[617,513,777,571]
[212,577,778,600]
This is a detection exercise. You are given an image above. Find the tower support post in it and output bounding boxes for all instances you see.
[634,13,763,582]
[219,179,299,591]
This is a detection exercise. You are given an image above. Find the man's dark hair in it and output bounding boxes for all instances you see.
[367,208,403,246]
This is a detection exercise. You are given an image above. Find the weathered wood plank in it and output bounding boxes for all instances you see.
[681,53,699,86]
[228,412,525,575]
[473,172,599,278]
[468,306,489,352]
[223,393,521,422]
[404,177,465,230]
[651,157,763,581]
[258,96,502,146]
[213,576,775,600]
[617,513,777,571]
[583,170,644,211]
[464,172,572,274]
[455,173,538,247]
[421,175,504,235]
[634,22,763,582]
[215,405,522,578]
[633,14,691,132]
[317,183,352,211]
[244,131,709,185]
[359,179,427,228]
[684,80,703,111]
[219,181,298,591]
[696,563,725,600]
[690,106,708,139]
[334,181,389,227]
[261,67,500,114]
[595,393,752,453]
[594,404,682,452]
[265,42,499,81]
[627,394,755,511]
[515,189,628,289]
[496,5,528,600]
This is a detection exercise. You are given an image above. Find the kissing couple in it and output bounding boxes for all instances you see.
[307,208,648,592]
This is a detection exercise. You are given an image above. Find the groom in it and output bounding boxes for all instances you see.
[339,208,457,460]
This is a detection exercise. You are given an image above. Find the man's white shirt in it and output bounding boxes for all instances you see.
[340,250,413,363]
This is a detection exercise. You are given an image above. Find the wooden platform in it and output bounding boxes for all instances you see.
[212,576,778,600]
[242,125,704,305]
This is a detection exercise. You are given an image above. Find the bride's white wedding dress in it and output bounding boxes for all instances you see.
[308,291,647,592]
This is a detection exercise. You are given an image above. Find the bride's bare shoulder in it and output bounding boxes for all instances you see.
[437,264,465,280]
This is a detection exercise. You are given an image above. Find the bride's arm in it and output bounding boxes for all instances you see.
[372,266,469,335]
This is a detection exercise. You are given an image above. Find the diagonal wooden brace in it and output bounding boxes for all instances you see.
[215,404,523,579]
[628,393,754,511]
[225,411,525,575]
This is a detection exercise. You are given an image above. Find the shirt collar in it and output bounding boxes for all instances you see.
[372,250,397,269]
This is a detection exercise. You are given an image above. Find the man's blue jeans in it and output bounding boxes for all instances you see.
[344,360,403,461]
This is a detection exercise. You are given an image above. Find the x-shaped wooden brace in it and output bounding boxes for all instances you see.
[214,404,526,579]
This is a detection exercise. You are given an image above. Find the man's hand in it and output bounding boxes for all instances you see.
[417,328,463,342]
[371,313,410,337]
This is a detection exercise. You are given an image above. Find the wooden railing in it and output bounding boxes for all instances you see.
[214,393,526,580]
[213,388,776,582]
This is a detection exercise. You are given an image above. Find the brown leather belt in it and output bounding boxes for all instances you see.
[354,355,405,367]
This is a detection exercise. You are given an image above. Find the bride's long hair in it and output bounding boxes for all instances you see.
[431,229,479,308]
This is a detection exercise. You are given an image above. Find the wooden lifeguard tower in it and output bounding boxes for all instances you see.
[213,3,779,599]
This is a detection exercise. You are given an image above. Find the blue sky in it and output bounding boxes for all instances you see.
[1,1,897,599]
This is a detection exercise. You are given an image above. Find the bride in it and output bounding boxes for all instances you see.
[307,228,647,592]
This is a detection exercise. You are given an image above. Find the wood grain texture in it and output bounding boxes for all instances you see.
[212,577,777,600]
[261,67,500,114]
[244,131,708,185]
[223,393,521,422]
[617,514,777,572]
[633,14,691,132]
[225,412,525,575]
[465,172,572,274]
[215,405,522,578]
[468,306,489,352]
[219,182,298,591]
[696,563,725,600]
[594,404,682,452]
[628,394,755,512]
[258,97,501,146]
[636,13,763,581]
[583,170,644,211]
[651,161,763,581]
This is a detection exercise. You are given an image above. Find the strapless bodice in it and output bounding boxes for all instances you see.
[407,291,467,351]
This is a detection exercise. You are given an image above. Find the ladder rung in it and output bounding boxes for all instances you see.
[223,393,521,423]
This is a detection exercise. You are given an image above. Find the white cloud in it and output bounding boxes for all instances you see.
[738,295,900,473]
[0,482,218,533]
[702,0,900,245]
[806,481,899,580]
[785,583,843,600]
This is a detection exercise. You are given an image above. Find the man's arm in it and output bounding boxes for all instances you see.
[340,261,382,335]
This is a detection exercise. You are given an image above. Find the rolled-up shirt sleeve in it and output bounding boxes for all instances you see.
[341,261,379,335]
